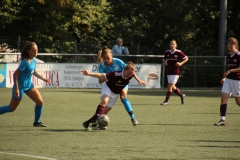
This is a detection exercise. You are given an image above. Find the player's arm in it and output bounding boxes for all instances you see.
[33,70,51,83]
[163,59,168,66]
[176,56,189,67]
[98,65,107,84]
[98,64,106,84]
[133,74,146,86]
[98,77,106,84]
[80,69,107,81]
[13,69,21,98]
[223,67,240,78]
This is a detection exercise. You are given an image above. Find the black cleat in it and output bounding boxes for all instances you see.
[214,119,225,126]
[180,94,185,104]
[33,122,47,127]
[160,101,168,105]
[82,121,91,131]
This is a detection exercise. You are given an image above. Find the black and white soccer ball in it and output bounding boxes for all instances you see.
[97,114,109,127]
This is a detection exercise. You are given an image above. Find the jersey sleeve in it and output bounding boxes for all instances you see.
[179,51,187,59]
[17,59,28,71]
[98,64,105,73]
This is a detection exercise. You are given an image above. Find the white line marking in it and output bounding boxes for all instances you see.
[0,151,58,160]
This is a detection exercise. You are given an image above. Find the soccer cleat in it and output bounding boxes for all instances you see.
[33,122,47,127]
[180,94,185,104]
[92,125,107,130]
[82,121,91,131]
[131,118,138,126]
[91,122,98,128]
[160,101,168,105]
[214,119,225,126]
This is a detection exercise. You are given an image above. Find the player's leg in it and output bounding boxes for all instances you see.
[120,87,138,126]
[83,94,109,130]
[172,77,185,104]
[0,86,23,114]
[0,99,20,114]
[214,92,229,126]
[25,85,46,127]
[232,80,240,106]
[161,75,174,105]
[234,97,240,106]
[215,79,231,126]
[83,83,111,130]
[93,96,117,130]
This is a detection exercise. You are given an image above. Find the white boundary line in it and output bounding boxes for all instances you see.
[0,151,58,160]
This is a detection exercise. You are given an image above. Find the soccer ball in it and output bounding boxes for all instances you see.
[97,114,109,127]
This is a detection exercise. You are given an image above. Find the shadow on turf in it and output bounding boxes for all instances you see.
[141,123,208,126]
[192,112,239,115]
[184,140,240,148]
[42,129,92,132]
[191,140,240,143]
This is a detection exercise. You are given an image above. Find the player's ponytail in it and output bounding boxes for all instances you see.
[97,47,112,65]
[97,49,103,63]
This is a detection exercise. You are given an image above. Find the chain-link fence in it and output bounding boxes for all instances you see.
[0,36,227,88]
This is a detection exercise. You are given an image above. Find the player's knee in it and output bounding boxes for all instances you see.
[36,100,44,106]
[10,108,16,112]
[120,95,127,100]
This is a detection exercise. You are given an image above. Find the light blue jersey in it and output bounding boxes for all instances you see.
[98,58,128,90]
[17,58,36,89]
[12,58,36,100]
[98,58,126,73]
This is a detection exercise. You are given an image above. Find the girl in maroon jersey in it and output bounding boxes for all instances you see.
[80,61,145,130]
[214,37,240,126]
[160,39,188,105]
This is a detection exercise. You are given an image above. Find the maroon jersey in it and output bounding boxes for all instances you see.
[106,71,134,94]
[163,49,187,75]
[226,51,240,80]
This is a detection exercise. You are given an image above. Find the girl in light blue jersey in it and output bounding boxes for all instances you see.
[0,41,51,127]
[82,47,145,130]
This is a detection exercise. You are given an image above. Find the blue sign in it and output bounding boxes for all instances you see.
[0,63,6,87]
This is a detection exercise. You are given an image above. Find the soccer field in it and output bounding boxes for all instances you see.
[0,88,239,160]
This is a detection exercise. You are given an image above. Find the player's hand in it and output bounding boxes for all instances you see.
[163,61,168,66]
[220,78,225,84]
[14,89,20,98]
[223,70,231,78]
[44,78,51,83]
[80,69,88,75]
[138,80,146,86]
[176,62,182,67]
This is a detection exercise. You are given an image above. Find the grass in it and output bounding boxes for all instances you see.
[0,88,240,160]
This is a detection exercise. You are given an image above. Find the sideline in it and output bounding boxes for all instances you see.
[0,151,58,160]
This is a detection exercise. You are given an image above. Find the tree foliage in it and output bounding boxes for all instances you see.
[0,0,239,56]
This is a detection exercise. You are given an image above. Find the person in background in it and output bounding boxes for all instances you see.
[160,39,188,105]
[214,37,240,126]
[111,38,129,55]
[0,41,51,127]
[81,61,145,130]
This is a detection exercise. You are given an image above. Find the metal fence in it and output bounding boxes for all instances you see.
[0,52,226,88]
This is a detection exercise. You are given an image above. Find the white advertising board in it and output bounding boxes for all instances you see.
[6,63,161,88]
